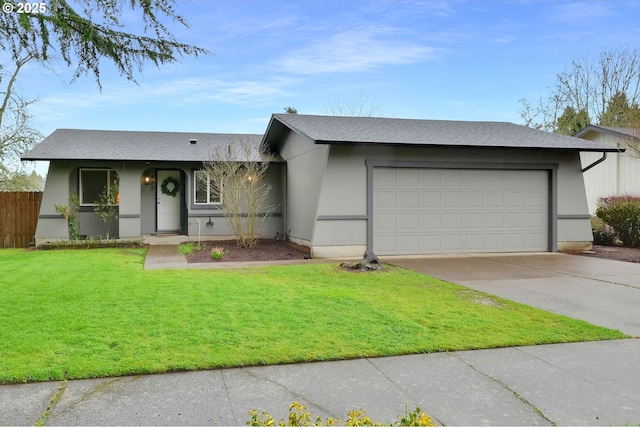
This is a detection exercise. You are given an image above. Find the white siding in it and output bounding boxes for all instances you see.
[580,131,640,214]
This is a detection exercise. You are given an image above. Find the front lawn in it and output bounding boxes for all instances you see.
[0,248,626,384]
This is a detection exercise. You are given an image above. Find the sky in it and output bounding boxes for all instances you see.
[12,0,640,174]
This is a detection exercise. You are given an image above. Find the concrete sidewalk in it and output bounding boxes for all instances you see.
[2,339,638,426]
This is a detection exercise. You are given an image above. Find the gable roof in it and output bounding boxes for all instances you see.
[264,114,619,152]
[22,129,267,162]
[574,124,640,141]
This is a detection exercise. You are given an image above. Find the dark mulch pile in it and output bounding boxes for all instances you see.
[581,245,640,263]
[185,239,311,263]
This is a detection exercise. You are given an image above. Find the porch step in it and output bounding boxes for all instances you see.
[144,234,189,245]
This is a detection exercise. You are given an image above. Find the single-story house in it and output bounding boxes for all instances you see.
[576,125,639,214]
[23,114,617,257]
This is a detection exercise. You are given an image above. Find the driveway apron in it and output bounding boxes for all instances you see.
[385,253,640,337]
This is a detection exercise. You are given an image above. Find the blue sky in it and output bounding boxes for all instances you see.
[18,0,640,143]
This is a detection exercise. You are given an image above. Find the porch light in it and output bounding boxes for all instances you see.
[144,176,151,185]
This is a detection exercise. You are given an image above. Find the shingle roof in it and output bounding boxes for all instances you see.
[574,124,640,141]
[265,114,619,152]
[22,129,267,162]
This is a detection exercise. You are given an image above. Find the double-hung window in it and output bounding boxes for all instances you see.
[194,170,221,205]
[79,169,119,206]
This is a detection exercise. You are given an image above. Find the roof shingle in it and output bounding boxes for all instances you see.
[267,114,619,152]
[22,129,265,161]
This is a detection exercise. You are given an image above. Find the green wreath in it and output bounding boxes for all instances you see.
[160,176,180,197]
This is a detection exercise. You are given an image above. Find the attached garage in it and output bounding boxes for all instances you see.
[264,114,619,258]
[373,167,549,255]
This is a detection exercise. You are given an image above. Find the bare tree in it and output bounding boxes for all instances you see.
[325,90,384,117]
[0,54,44,189]
[520,46,640,133]
[202,138,276,249]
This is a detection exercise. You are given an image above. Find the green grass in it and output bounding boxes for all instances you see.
[0,248,626,384]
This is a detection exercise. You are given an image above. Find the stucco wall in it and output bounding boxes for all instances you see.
[36,160,284,244]
[277,130,329,245]
[309,144,592,257]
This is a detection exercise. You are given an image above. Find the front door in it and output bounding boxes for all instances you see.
[157,170,181,232]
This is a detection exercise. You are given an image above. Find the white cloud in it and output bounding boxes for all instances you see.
[278,27,439,75]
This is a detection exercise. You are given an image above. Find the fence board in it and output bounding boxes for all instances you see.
[0,192,42,248]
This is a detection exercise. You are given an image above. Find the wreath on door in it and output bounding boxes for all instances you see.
[160,176,180,197]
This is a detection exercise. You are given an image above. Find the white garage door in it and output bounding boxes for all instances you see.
[373,168,549,255]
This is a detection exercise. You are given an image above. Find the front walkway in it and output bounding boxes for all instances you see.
[143,245,188,270]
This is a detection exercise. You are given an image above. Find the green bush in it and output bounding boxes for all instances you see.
[596,195,640,247]
[590,217,618,246]
[247,402,434,426]
[177,242,199,255]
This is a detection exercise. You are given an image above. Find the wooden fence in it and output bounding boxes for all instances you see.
[0,192,42,248]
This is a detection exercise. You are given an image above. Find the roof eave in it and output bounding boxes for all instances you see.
[313,139,621,152]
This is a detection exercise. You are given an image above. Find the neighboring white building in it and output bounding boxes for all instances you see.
[577,125,640,214]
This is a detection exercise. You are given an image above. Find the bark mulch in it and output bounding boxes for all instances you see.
[185,239,311,263]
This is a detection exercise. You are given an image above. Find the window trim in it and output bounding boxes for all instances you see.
[79,168,119,206]
[193,170,222,205]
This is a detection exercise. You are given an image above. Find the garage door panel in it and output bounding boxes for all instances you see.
[420,170,442,187]
[444,213,462,229]
[444,192,463,207]
[464,191,483,207]
[421,213,441,229]
[484,213,504,228]
[375,213,397,230]
[484,234,505,251]
[375,235,397,254]
[463,170,484,188]
[442,234,463,251]
[376,191,397,208]
[421,235,442,251]
[398,235,420,252]
[505,191,524,207]
[398,169,420,187]
[441,170,463,187]
[374,169,397,187]
[464,234,484,251]
[526,191,547,206]
[373,168,549,255]
[485,192,504,207]
[504,212,525,227]
[421,191,441,207]
[399,191,420,207]
[399,213,419,230]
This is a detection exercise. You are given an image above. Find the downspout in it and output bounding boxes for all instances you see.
[581,152,607,173]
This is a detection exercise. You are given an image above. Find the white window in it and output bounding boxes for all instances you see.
[194,170,221,204]
[79,169,119,206]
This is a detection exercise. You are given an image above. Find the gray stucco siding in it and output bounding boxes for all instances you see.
[36,160,284,244]
[277,130,329,244]
[309,144,592,256]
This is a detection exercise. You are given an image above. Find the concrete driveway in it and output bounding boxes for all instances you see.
[385,253,640,337]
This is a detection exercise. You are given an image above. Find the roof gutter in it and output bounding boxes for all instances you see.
[581,152,607,173]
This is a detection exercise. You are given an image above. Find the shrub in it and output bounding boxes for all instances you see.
[247,402,434,426]
[54,193,81,241]
[596,195,640,247]
[590,217,618,246]
[210,246,226,260]
[177,242,200,255]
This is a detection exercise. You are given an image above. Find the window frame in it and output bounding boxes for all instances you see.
[193,170,222,205]
[79,168,119,206]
